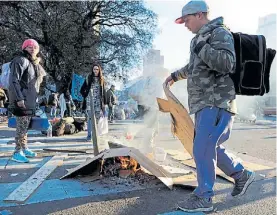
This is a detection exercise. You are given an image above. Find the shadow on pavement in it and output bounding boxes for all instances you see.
[1,176,275,215]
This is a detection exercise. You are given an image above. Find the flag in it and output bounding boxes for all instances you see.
[71,73,85,101]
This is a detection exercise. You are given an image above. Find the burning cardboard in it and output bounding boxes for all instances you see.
[61,147,197,189]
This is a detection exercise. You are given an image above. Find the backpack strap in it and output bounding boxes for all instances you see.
[257,35,264,66]
[19,58,31,90]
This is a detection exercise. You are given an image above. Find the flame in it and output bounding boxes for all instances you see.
[118,156,129,169]
[100,156,141,178]
[118,156,139,172]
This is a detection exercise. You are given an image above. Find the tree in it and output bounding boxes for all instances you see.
[0,1,158,91]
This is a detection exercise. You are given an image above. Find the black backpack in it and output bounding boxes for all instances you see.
[230,32,276,96]
[48,93,58,106]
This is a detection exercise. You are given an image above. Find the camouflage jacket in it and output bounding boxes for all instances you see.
[171,17,237,114]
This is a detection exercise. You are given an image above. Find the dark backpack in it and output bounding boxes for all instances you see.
[230,32,276,96]
[48,94,57,106]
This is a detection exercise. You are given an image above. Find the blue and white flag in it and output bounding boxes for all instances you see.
[71,73,85,101]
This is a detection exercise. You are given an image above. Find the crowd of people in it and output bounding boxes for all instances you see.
[0,38,136,163]
[0,1,258,212]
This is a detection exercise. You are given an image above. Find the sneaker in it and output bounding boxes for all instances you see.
[86,136,92,142]
[178,193,213,212]
[12,151,29,163]
[231,170,255,197]
[23,149,37,158]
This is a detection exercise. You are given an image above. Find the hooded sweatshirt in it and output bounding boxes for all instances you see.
[172,17,237,115]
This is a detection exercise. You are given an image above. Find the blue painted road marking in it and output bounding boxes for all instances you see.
[0,178,163,207]
[0,210,13,215]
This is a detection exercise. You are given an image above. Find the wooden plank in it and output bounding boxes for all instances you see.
[242,161,276,181]
[182,159,234,183]
[166,150,192,161]
[89,89,99,155]
[4,154,66,203]
[182,158,276,183]
[43,148,92,154]
[172,174,198,187]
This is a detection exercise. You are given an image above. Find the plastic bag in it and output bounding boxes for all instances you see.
[97,117,108,136]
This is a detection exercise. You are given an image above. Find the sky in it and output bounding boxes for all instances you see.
[145,0,277,70]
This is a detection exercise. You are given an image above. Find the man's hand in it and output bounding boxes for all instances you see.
[17,100,26,109]
[164,75,174,87]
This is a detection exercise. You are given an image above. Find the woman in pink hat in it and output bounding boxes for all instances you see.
[8,39,46,163]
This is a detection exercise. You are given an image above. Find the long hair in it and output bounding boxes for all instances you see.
[91,64,104,86]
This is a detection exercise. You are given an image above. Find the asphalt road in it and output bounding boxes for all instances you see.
[0,116,276,215]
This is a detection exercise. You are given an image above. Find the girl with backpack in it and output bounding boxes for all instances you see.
[8,39,46,163]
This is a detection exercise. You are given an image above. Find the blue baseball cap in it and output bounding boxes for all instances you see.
[175,0,209,24]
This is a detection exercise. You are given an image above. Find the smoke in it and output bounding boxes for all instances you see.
[236,18,277,121]
[119,69,169,154]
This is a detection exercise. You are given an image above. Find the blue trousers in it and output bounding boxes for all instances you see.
[193,107,244,198]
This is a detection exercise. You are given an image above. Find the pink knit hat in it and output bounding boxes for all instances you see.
[22,39,39,50]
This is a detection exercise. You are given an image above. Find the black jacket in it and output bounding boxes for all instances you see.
[8,51,46,116]
[80,74,107,111]
[106,88,116,107]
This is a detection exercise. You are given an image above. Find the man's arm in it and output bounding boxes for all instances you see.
[171,64,189,82]
[194,28,236,75]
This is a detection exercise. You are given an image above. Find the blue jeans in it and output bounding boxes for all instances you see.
[193,107,244,198]
[108,106,115,121]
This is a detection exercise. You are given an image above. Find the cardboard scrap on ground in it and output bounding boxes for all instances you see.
[157,84,276,183]
[161,165,192,176]
[165,150,192,161]
[172,174,198,188]
[242,161,276,181]
[61,147,198,189]
[182,158,276,183]
[182,159,234,183]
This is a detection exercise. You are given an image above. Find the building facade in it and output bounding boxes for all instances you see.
[143,49,168,77]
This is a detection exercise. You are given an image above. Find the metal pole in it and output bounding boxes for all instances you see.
[89,89,99,155]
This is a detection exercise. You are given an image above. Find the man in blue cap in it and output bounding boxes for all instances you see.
[164,0,255,212]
